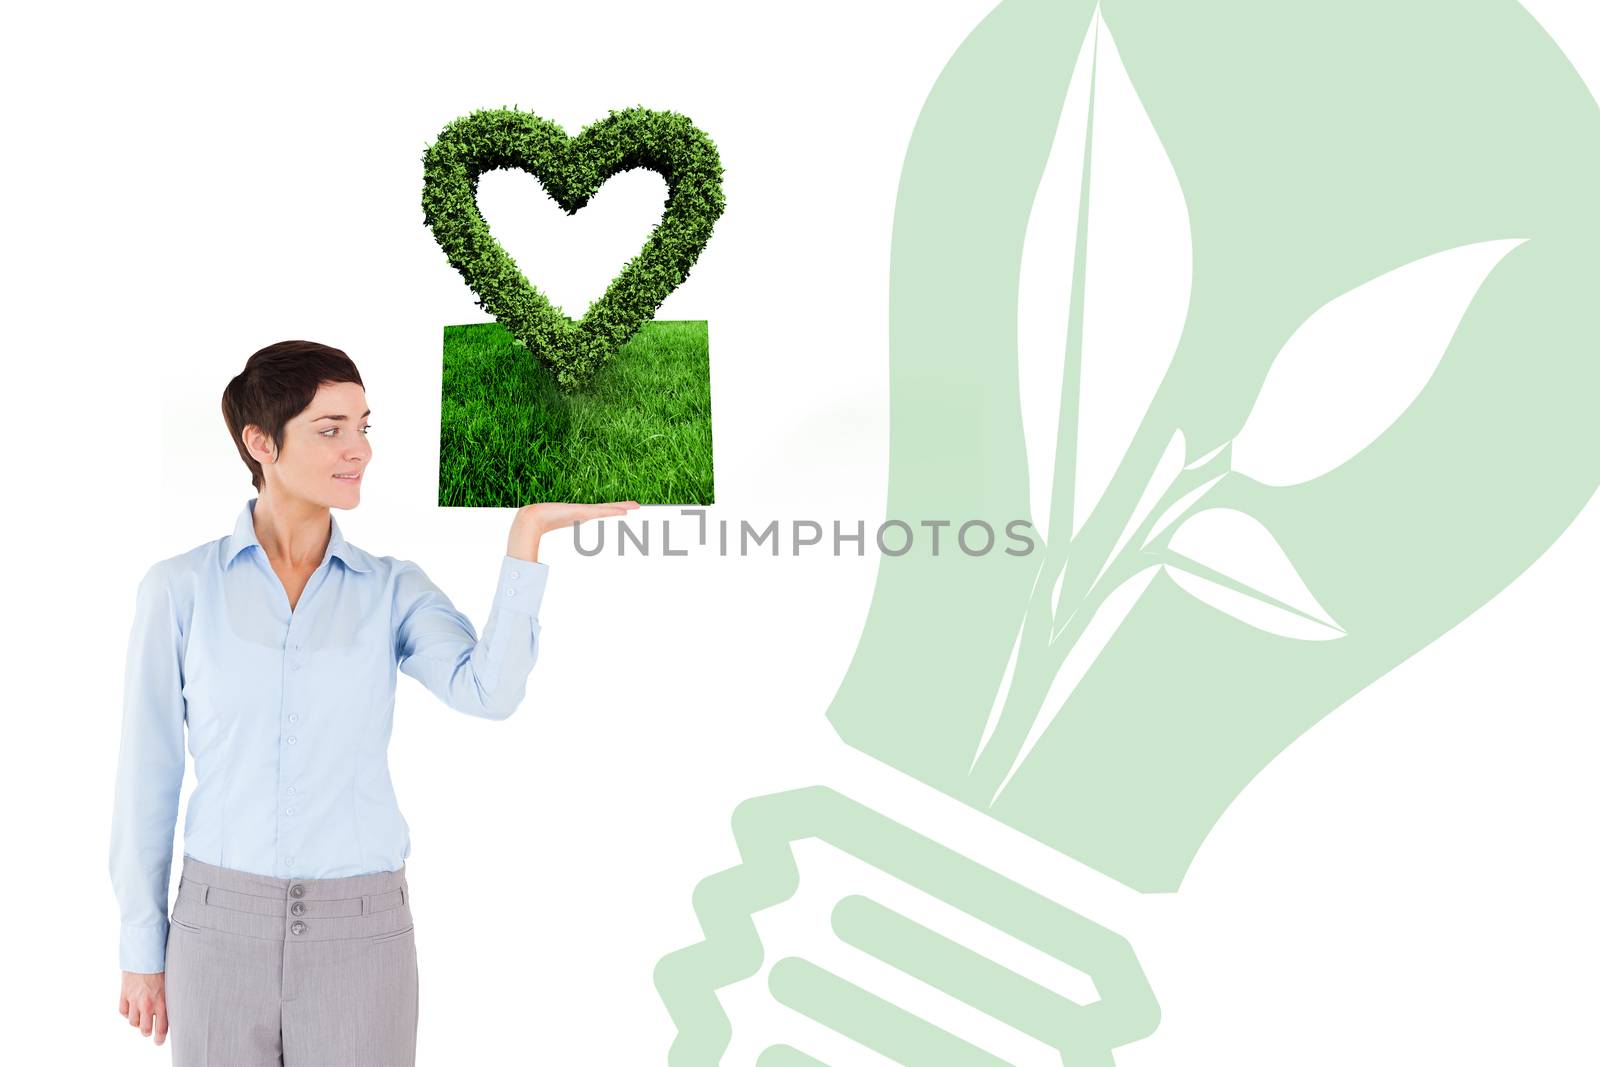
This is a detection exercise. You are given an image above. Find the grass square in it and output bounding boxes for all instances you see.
[438,320,714,506]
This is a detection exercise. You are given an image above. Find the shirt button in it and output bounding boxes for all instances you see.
[289,713,299,723]
[506,588,516,597]
[510,570,519,579]
[287,855,297,865]
[290,662,301,670]
[291,920,307,935]
[287,786,296,795]
[287,736,297,745]
[286,808,295,816]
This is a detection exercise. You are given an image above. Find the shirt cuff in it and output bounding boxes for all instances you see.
[497,555,549,617]
[121,921,168,974]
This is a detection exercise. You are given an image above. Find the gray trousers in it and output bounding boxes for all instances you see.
[164,854,418,1066]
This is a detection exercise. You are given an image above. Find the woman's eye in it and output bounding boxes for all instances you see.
[320,425,372,437]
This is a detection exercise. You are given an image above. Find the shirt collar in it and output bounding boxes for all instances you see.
[222,496,371,573]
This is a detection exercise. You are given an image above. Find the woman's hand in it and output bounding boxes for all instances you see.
[119,970,168,1045]
[508,500,640,562]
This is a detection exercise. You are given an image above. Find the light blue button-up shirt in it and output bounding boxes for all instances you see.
[109,496,549,973]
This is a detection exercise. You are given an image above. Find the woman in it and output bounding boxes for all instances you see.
[108,340,636,1065]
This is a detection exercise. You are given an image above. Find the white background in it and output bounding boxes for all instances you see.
[1,1,1595,1063]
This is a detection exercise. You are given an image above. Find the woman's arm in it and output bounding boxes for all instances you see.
[394,552,550,720]
[108,562,187,975]
[394,501,637,720]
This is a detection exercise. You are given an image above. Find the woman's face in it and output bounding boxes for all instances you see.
[257,380,372,508]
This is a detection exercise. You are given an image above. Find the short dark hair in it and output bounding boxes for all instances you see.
[222,341,364,492]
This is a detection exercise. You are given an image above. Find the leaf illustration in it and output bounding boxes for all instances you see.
[1165,507,1344,637]
[1162,566,1343,642]
[993,564,1163,804]
[1231,237,1528,486]
[1016,1,1192,546]
[976,4,1192,783]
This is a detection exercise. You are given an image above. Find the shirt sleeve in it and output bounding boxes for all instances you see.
[108,562,187,974]
[395,554,548,721]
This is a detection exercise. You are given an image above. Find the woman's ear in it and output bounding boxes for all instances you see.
[242,424,277,465]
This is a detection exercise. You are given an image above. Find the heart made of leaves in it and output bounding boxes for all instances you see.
[421,106,725,389]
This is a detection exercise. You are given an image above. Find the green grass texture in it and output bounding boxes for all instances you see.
[438,319,714,507]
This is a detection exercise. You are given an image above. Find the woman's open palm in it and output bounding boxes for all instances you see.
[518,500,639,534]
[505,500,637,560]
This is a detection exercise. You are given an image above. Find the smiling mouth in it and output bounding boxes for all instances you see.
[333,473,362,481]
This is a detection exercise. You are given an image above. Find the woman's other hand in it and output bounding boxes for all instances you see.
[119,970,168,1045]
[508,500,640,561]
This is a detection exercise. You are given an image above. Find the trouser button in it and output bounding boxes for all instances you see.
[291,901,306,915]
[289,883,306,898]
[291,920,307,935]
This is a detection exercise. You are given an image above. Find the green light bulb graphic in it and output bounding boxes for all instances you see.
[657,2,1600,1063]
